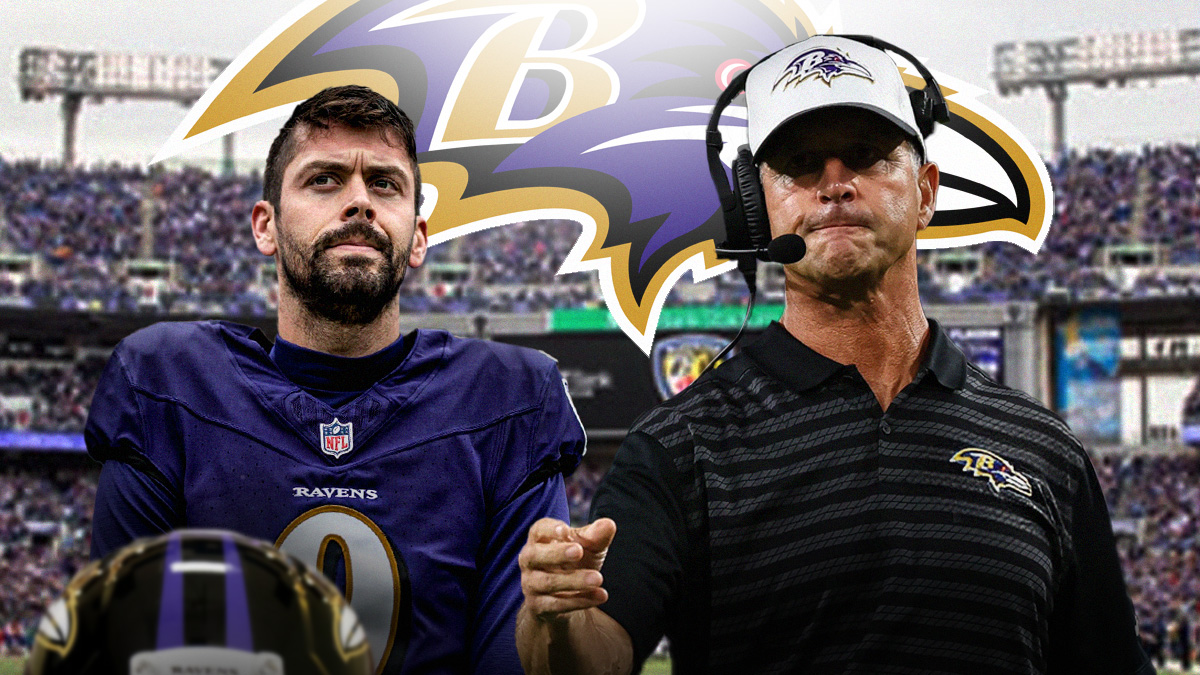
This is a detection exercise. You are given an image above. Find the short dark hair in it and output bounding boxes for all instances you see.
[262,85,421,214]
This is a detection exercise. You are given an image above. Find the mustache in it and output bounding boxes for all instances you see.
[314,220,392,254]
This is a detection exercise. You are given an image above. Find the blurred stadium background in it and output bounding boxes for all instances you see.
[3,3,1200,673]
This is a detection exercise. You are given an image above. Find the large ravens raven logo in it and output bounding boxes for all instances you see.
[156,0,1052,352]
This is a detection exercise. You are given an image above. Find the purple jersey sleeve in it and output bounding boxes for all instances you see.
[86,348,183,558]
[91,459,180,558]
[470,475,569,673]
[470,367,584,673]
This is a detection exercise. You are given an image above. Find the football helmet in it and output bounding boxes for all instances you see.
[26,529,371,675]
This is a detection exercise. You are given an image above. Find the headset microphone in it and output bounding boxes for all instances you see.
[714,234,806,265]
[700,235,806,380]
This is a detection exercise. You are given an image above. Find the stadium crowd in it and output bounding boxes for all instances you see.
[2,143,1200,313]
[1098,454,1200,669]
[0,462,94,656]
[0,357,107,432]
[0,156,596,314]
[940,143,1200,304]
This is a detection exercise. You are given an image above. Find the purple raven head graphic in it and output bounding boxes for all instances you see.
[157,0,1053,352]
[774,46,874,88]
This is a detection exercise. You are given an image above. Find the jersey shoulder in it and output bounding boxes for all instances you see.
[442,332,561,381]
[85,321,263,469]
[413,331,564,414]
[99,320,281,436]
[111,320,261,385]
[409,331,584,501]
[962,364,1084,448]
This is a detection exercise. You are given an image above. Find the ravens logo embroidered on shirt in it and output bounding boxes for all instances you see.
[949,448,1033,497]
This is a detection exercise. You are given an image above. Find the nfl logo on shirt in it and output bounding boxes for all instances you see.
[319,418,354,459]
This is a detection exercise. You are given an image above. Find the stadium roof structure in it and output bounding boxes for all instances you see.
[994,28,1200,158]
[17,47,231,169]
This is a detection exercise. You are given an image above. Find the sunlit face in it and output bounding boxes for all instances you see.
[259,123,426,325]
[758,108,937,292]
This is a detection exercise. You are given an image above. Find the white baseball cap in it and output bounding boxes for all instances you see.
[746,36,925,161]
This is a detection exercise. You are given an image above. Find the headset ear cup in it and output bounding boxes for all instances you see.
[733,145,771,258]
[909,89,934,137]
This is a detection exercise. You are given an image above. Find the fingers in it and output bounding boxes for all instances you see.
[573,518,616,553]
[525,568,603,595]
[522,518,616,571]
[527,517,570,545]
[519,536,585,572]
[521,568,609,620]
[519,518,616,622]
[522,586,609,619]
[522,518,583,571]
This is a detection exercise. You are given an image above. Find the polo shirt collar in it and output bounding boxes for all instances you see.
[924,318,969,390]
[742,319,968,392]
[742,322,844,392]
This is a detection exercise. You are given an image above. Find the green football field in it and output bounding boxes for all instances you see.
[641,656,671,674]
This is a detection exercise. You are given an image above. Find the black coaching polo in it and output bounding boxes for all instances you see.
[592,320,1152,675]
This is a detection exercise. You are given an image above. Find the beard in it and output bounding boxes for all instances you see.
[276,218,410,326]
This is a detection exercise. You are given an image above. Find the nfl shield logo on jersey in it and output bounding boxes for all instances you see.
[319,418,354,459]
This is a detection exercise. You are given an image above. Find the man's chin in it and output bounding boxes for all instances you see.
[807,255,873,283]
[315,257,395,286]
[321,277,402,304]
[300,286,399,325]
[801,262,885,297]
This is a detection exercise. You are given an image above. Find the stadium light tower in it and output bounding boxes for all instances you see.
[994,28,1200,160]
[17,48,230,170]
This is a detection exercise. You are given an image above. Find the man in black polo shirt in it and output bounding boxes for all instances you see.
[515,35,1152,675]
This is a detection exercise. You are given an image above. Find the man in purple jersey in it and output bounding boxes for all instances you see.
[86,85,586,675]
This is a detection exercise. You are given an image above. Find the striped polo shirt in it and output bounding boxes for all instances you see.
[592,320,1151,675]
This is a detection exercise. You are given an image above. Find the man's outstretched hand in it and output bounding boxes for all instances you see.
[519,517,617,621]
[516,517,632,675]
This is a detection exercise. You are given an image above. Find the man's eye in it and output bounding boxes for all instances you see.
[787,153,823,175]
[845,146,884,170]
[311,175,336,186]
[372,178,398,190]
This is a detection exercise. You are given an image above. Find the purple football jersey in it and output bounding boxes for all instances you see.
[87,321,585,674]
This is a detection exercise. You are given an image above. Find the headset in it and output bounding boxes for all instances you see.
[706,34,950,268]
[698,35,950,378]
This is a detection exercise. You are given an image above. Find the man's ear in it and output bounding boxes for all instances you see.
[916,161,940,232]
[408,216,428,269]
[251,201,277,256]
